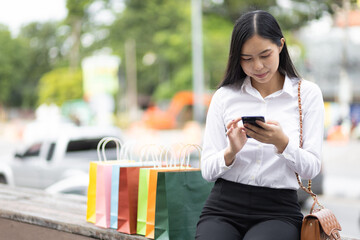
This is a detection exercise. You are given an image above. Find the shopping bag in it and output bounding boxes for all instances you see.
[144,144,193,239]
[117,143,166,234]
[110,164,121,229]
[154,144,213,240]
[95,162,113,228]
[145,168,198,238]
[136,167,151,235]
[145,168,162,239]
[154,170,213,240]
[110,142,136,229]
[136,144,168,235]
[86,160,98,223]
[87,137,123,225]
[95,137,123,228]
[86,137,121,223]
[117,166,143,234]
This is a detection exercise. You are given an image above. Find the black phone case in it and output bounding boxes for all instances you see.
[242,116,265,138]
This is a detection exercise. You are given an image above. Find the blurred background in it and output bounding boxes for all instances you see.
[0,0,360,238]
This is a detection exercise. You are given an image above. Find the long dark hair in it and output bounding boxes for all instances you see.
[218,10,300,88]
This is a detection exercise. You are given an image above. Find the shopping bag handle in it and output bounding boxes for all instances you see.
[139,144,163,167]
[119,141,136,161]
[97,137,111,161]
[96,137,122,161]
[161,143,186,168]
[179,144,202,169]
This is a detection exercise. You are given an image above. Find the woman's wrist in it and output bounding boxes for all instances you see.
[275,134,289,153]
[224,147,237,166]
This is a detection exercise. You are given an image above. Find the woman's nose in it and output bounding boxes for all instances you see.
[253,59,263,70]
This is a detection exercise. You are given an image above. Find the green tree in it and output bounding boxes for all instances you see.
[1,0,355,109]
[203,0,352,31]
[38,67,83,106]
[109,0,320,104]
[65,0,93,70]
[202,14,233,89]
[108,0,192,101]
[16,21,68,107]
[0,25,31,107]
[64,0,115,69]
[203,0,277,23]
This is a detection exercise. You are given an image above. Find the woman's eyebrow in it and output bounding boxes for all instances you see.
[240,49,272,56]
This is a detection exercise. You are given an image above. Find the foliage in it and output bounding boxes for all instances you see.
[109,0,335,104]
[66,0,93,19]
[37,68,83,106]
[16,22,69,107]
[0,26,31,107]
[202,14,233,89]
[108,0,192,100]
[203,0,278,23]
[65,0,94,70]
[0,0,356,109]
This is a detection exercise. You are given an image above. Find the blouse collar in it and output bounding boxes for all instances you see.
[241,75,297,98]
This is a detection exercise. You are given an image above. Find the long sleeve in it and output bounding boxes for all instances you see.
[279,81,324,180]
[201,90,234,182]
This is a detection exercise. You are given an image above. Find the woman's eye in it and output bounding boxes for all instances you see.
[261,54,271,58]
[242,58,252,61]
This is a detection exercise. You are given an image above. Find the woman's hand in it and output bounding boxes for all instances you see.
[224,118,247,166]
[244,120,289,153]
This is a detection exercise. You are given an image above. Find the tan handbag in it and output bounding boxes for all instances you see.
[296,80,342,240]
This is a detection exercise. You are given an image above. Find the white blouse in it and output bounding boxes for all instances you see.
[201,75,324,190]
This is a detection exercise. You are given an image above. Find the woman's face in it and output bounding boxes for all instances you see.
[240,34,284,85]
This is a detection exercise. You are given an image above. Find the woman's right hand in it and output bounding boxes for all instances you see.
[224,118,247,166]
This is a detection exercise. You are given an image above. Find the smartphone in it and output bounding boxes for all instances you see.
[242,116,265,138]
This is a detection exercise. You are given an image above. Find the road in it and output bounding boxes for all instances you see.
[316,140,360,238]
[322,141,360,198]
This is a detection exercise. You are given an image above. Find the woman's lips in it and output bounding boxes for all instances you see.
[254,72,268,79]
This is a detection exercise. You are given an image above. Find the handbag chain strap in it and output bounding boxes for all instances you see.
[295,80,323,209]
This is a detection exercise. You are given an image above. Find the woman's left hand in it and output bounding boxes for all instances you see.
[244,120,289,153]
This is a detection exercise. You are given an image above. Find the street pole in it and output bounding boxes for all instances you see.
[338,0,352,122]
[125,39,138,121]
[191,0,205,123]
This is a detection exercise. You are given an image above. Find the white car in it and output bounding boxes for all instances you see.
[0,125,124,195]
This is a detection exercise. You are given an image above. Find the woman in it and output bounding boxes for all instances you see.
[196,10,324,240]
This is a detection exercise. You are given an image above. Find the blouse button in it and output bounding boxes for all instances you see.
[283,153,291,158]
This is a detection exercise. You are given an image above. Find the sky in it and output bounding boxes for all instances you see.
[0,0,67,36]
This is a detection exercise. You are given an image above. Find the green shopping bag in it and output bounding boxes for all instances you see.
[136,168,150,235]
[154,144,213,240]
[154,170,213,240]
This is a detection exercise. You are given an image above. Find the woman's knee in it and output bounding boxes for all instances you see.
[243,220,300,240]
[196,218,242,240]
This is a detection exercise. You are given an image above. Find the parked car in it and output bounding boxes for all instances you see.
[0,125,124,195]
[45,173,89,195]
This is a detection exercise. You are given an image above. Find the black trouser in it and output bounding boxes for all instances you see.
[195,178,303,240]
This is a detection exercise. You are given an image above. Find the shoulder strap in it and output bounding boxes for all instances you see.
[295,80,318,200]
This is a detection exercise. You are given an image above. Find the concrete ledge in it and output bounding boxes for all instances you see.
[0,184,358,240]
[0,184,147,240]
